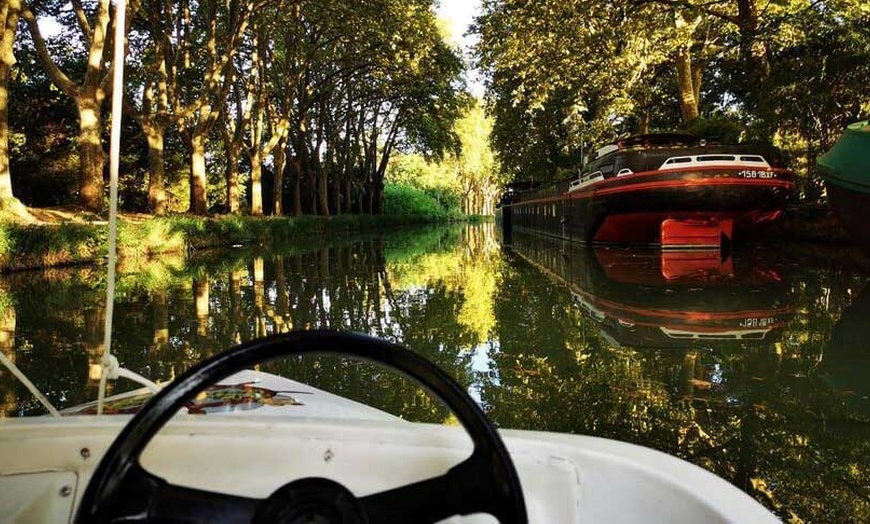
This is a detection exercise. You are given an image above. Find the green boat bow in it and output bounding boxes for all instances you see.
[818,121,870,193]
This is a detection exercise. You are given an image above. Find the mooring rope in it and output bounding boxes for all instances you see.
[0,351,60,416]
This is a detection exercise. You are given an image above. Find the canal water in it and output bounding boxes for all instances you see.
[0,223,867,521]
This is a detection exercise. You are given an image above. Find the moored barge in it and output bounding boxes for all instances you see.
[499,134,796,249]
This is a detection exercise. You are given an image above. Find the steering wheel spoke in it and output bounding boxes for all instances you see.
[361,450,516,523]
[99,462,260,523]
[149,483,260,522]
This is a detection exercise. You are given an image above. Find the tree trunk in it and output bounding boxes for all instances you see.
[691,61,703,114]
[317,167,329,216]
[250,151,263,216]
[292,161,302,216]
[638,111,650,134]
[188,132,208,214]
[145,125,167,214]
[77,97,105,212]
[737,0,769,78]
[272,142,285,216]
[0,0,21,202]
[373,181,383,215]
[305,167,317,215]
[675,48,699,123]
[225,142,241,214]
[364,182,373,214]
[332,174,341,216]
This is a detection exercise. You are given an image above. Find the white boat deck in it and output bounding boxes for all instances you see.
[0,372,778,523]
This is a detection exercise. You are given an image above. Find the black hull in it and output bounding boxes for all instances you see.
[825,181,870,256]
[508,168,794,245]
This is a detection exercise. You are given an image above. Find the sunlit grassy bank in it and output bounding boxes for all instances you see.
[0,214,469,272]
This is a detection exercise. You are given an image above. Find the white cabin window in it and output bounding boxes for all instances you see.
[698,155,736,162]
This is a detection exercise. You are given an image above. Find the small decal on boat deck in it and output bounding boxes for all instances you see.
[65,382,307,415]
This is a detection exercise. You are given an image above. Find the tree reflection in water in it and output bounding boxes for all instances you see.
[0,224,866,520]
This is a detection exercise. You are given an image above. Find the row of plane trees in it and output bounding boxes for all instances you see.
[0,0,467,216]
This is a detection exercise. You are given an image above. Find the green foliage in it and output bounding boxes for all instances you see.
[382,183,453,218]
[387,101,505,215]
[385,155,463,215]
[6,39,81,207]
[388,153,451,189]
[476,0,870,191]
[423,187,461,216]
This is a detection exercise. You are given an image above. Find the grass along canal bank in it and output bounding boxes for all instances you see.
[0,211,463,272]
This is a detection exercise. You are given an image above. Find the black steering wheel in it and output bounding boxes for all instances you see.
[77,331,527,523]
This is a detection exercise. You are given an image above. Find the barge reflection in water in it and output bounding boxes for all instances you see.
[505,232,794,349]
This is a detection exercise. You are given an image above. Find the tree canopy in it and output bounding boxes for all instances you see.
[475,0,870,189]
[2,0,466,216]
[2,1,868,215]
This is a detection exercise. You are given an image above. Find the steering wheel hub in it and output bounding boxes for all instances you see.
[254,478,365,524]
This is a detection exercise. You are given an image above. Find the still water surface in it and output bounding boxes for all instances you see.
[0,223,868,521]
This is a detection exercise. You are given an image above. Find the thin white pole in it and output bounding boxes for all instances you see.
[98,0,127,416]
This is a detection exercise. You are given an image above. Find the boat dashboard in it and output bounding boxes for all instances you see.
[0,414,777,523]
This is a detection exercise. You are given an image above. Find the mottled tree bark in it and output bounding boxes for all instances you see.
[272,141,285,216]
[145,125,167,214]
[0,0,21,202]
[225,137,241,214]
[188,133,208,214]
[250,150,263,216]
[675,47,700,122]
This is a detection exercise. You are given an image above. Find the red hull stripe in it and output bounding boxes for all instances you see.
[581,291,793,322]
[611,319,787,332]
[513,177,795,207]
[581,178,795,200]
